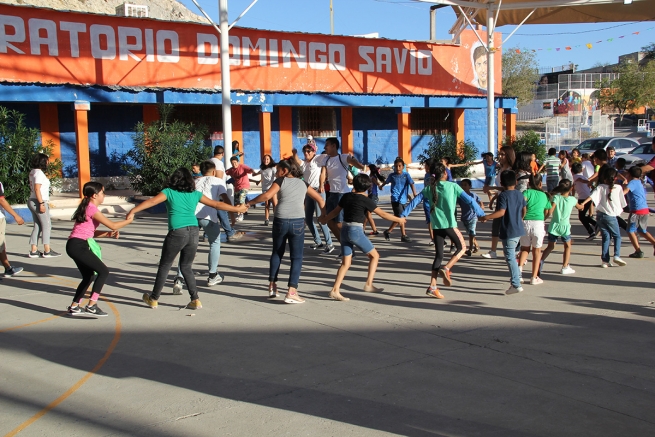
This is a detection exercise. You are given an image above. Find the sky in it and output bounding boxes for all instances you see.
[178,0,654,71]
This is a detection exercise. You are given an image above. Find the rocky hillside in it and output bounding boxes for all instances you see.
[1,0,205,22]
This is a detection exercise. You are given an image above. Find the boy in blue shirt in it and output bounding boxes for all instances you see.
[457,179,485,256]
[480,170,526,295]
[623,166,655,258]
[382,158,417,243]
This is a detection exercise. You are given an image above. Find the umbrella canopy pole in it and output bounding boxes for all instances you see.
[487,10,495,155]
[219,0,233,165]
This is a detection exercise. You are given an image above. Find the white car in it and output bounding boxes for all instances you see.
[574,137,640,156]
[621,143,655,169]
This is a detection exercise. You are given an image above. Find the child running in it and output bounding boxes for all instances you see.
[319,174,406,301]
[623,166,655,258]
[364,164,385,236]
[225,156,255,223]
[382,157,417,243]
[572,163,597,239]
[66,182,133,316]
[0,181,25,277]
[457,178,484,256]
[401,162,485,299]
[539,179,583,275]
[253,154,277,226]
[128,168,248,310]
[480,170,526,295]
[517,175,554,285]
[580,168,627,268]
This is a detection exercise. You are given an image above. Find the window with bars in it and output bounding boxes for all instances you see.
[410,108,454,136]
[297,107,337,138]
[172,105,223,139]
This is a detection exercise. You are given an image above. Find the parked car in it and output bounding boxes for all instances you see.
[621,143,655,168]
[573,137,640,155]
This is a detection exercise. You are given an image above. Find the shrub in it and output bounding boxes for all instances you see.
[121,105,211,196]
[0,106,63,204]
[417,133,479,178]
[503,131,546,164]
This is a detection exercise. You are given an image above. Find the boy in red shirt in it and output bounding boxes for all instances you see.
[225,156,255,223]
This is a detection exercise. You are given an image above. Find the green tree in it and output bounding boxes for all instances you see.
[502,48,540,106]
[503,131,546,165]
[0,106,62,204]
[122,104,211,195]
[417,133,478,178]
[596,61,655,122]
[642,42,655,62]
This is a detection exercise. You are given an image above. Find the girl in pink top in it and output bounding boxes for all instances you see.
[65,182,133,317]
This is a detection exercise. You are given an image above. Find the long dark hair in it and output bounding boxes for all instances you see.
[499,146,516,169]
[277,157,303,178]
[600,168,616,202]
[514,151,532,173]
[72,182,104,223]
[166,168,196,193]
[527,173,542,190]
[427,162,446,213]
[31,153,49,171]
[551,179,572,196]
[368,164,385,184]
[260,154,277,170]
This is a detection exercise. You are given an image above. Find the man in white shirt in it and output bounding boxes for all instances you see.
[293,145,334,253]
[209,145,240,242]
[314,137,365,242]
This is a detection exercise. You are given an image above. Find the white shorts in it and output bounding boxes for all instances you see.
[520,220,546,249]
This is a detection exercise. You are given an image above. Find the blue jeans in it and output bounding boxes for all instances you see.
[217,209,236,238]
[305,192,332,246]
[597,212,621,262]
[341,223,374,257]
[502,236,522,288]
[269,217,305,288]
[326,192,344,223]
[176,219,221,278]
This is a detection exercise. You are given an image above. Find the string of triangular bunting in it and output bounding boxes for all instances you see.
[511,25,653,54]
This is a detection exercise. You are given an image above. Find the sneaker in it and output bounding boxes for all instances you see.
[472,245,480,253]
[284,293,305,304]
[601,262,613,268]
[439,268,452,287]
[561,266,576,275]
[505,285,523,295]
[207,272,224,286]
[401,235,412,243]
[41,250,62,258]
[519,277,525,284]
[585,233,596,241]
[530,277,543,285]
[4,266,23,277]
[67,305,84,316]
[428,240,435,246]
[481,251,497,259]
[187,300,202,310]
[236,213,244,222]
[310,243,325,250]
[383,230,391,241]
[369,231,379,236]
[613,257,627,266]
[449,246,456,254]
[226,232,245,242]
[425,287,444,299]
[464,249,472,257]
[628,250,644,259]
[268,284,279,299]
[172,277,184,295]
[323,244,335,254]
[142,293,158,309]
[85,304,108,317]
[28,251,41,258]
[264,219,270,226]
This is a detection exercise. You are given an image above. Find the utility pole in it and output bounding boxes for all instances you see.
[219,0,232,164]
[330,0,334,34]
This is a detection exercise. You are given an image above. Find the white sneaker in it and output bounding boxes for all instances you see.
[530,277,544,285]
[560,266,575,275]
[236,213,244,222]
[519,277,525,284]
[482,251,497,259]
[612,257,627,266]
[505,285,523,295]
[601,262,613,268]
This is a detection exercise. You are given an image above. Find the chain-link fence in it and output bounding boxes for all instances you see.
[544,110,614,150]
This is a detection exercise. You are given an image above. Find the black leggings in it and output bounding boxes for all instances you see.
[66,238,109,304]
[577,199,597,235]
[432,228,466,271]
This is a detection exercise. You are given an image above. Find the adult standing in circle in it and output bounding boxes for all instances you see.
[128,168,248,310]
[247,158,326,304]
[28,153,60,258]
[482,146,516,260]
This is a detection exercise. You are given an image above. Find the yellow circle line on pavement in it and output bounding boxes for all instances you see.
[0,313,67,333]
[3,297,122,437]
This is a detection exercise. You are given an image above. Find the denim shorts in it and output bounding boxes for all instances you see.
[547,233,571,243]
[627,213,648,233]
[341,223,375,257]
[462,218,477,236]
[326,192,344,223]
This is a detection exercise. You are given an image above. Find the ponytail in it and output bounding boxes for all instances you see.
[427,162,446,213]
[72,182,104,223]
[601,168,617,203]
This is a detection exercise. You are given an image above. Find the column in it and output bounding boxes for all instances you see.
[73,101,91,198]
[498,108,504,148]
[39,103,61,162]
[397,107,411,164]
[231,105,244,162]
[259,104,273,157]
[279,106,293,158]
[453,108,465,156]
[341,107,354,155]
[505,109,517,140]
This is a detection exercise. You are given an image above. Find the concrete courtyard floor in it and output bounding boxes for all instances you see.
[1,204,654,436]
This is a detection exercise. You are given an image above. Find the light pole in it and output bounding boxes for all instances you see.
[330,0,334,34]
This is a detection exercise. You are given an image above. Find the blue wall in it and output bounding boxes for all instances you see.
[464,109,499,157]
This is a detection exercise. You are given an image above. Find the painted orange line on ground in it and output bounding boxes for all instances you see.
[0,313,66,333]
[3,297,121,437]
